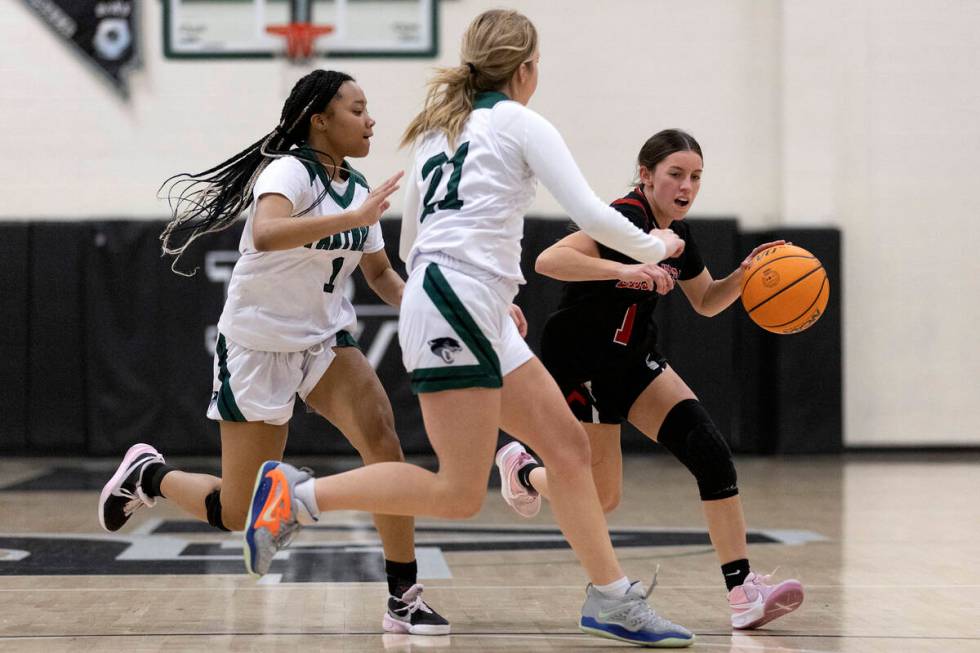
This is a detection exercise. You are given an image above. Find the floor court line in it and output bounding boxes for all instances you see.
[2,583,979,591]
[1,632,976,642]
[3,456,977,651]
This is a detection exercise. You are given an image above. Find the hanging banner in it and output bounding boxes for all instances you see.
[21,0,138,96]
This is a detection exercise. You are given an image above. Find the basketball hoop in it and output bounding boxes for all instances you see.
[266,23,334,62]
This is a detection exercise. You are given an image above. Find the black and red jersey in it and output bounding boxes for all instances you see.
[546,188,705,364]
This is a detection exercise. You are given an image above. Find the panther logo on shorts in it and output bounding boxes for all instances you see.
[428,337,462,363]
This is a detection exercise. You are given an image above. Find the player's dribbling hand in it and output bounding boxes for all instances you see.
[651,228,685,258]
[508,304,528,338]
[740,240,789,271]
[352,171,403,227]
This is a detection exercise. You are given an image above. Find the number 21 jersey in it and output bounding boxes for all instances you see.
[401,92,537,287]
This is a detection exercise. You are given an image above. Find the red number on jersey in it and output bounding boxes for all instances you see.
[613,303,637,346]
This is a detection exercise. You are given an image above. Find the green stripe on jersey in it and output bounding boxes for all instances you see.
[411,365,502,393]
[335,330,360,349]
[473,91,509,110]
[295,148,368,208]
[345,162,370,190]
[410,264,502,394]
[215,334,247,422]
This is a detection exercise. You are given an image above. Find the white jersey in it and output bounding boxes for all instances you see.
[217,152,383,352]
[400,92,668,288]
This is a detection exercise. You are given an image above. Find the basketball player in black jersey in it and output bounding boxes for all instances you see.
[495,129,805,630]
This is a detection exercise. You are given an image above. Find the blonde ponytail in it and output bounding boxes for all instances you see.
[401,9,538,148]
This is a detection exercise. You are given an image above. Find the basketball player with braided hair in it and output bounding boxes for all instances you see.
[243,10,696,648]
[99,70,450,635]
[495,128,804,630]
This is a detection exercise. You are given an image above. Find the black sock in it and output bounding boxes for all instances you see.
[516,462,541,492]
[140,463,176,499]
[722,558,751,590]
[385,559,418,597]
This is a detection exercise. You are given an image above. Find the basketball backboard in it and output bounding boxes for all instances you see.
[163,0,437,59]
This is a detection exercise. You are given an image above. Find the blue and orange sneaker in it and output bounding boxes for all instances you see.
[243,461,318,578]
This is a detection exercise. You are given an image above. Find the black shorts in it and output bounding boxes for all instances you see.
[540,319,669,425]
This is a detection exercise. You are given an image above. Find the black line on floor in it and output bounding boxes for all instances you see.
[1,632,978,641]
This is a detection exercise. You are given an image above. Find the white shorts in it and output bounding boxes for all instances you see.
[206,330,359,425]
[399,261,533,394]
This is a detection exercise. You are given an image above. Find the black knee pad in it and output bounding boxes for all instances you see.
[657,399,738,501]
[204,489,230,532]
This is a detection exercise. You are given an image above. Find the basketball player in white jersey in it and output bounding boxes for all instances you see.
[98,70,450,635]
[244,11,695,647]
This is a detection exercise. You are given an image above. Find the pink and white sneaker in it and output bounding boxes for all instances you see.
[494,442,541,518]
[728,571,804,629]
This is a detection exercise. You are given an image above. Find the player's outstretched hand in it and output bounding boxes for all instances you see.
[740,240,788,271]
[508,304,528,338]
[651,228,685,259]
[351,171,403,227]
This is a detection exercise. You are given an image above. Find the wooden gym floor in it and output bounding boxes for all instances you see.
[1,452,978,652]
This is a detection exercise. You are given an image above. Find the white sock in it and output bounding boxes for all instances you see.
[294,478,320,524]
[594,576,631,597]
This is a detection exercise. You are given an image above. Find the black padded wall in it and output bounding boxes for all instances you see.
[737,228,843,453]
[1,219,842,456]
[27,223,89,451]
[83,222,237,455]
[0,223,30,452]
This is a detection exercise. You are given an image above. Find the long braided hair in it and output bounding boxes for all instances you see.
[159,69,354,274]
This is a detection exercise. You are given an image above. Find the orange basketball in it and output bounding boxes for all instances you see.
[740,244,830,334]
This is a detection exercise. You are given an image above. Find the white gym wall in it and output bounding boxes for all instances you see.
[1,0,977,446]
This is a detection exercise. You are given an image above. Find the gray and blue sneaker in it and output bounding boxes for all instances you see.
[243,460,318,578]
[579,574,694,648]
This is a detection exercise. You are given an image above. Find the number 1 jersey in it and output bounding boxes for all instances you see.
[217,153,383,353]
